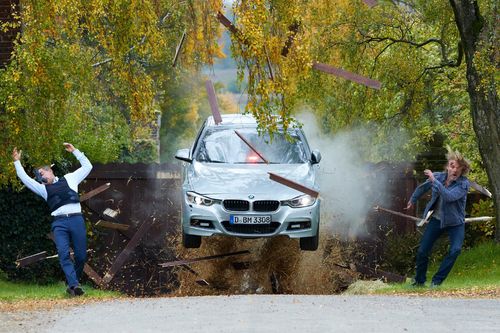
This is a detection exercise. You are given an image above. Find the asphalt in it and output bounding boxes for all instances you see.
[1,295,499,333]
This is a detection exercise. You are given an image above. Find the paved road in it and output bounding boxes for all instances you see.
[1,295,499,333]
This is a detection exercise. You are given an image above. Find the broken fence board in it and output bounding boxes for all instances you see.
[312,62,381,90]
[268,172,319,198]
[80,183,111,202]
[159,250,250,268]
[205,80,223,125]
[16,251,48,268]
[101,217,156,285]
[363,0,378,7]
[95,219,130,231]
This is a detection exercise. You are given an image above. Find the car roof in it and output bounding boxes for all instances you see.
[205,114,300,129]
[205,114,257,127]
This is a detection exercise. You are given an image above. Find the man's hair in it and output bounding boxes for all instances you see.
[37,165,52,171]
[446,145,471,175]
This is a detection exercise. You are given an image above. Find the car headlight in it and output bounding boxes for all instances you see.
[186,191,220,206]
[281,194,316,208]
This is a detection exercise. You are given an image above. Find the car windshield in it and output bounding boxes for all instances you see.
[195,127,308,164]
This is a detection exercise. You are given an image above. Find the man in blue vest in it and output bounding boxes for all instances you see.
[12,143,93,297]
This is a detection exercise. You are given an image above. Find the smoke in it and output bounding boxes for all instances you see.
[298,112,406,240]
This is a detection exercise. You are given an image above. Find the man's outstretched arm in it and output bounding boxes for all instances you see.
[63,143,93,186]
[12,147,47,199]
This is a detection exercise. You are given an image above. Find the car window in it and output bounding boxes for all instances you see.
[195,127,308,164]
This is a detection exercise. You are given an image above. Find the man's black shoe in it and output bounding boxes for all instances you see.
[73,286,85,296]
[410,279,425,288]
[66,286,85,297]
[66,287,76,297]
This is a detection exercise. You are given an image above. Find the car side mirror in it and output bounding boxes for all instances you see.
[175,149,192,163]
[311,149,322,164]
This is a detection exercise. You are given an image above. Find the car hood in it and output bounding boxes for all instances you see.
[187,161,317,200]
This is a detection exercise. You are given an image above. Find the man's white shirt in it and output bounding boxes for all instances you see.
[13,149,92,216]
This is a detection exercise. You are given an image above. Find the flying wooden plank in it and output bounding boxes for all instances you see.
[470,181,492,198]
[312,62,382,89]
[234,130,269,164]
[15,251,48,268]
[205,80,223,124]
[158,250,250,268]
[172,30,186,67]
[363,0,378,7]
[80,183,111,202]
[268,172,319,198]
[374,205,433,227]
[216,11,240,36]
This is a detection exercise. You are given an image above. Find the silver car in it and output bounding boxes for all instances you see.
[175,114,321,250]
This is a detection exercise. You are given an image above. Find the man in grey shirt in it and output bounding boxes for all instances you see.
[12,143,93,296]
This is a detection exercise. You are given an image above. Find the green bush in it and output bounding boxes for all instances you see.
[0,187,63,283]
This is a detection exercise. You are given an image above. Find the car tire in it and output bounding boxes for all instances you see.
[183,231,201,248]
[299,226,319,251]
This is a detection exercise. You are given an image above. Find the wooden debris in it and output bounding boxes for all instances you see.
[465,216,495,223]
[172,30,186,67]
[234,130,269,164]
[102,217,156,285]
[15,251,48,268]
[80,183,111,202]
[268,172,319,198]
[363,0,378,7]
[103,208,119,218]
[374,205,421,222]
[95,220,130,231]
[180,264,210,287]
[312,62,382,89]
[216,11,240,36]
[159,250,250,268]
[470,181,493,198]
[205,80,223,125]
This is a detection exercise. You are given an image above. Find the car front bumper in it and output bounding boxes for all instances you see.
[181,197,320,239]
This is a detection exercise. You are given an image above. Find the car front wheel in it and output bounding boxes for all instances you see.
[299,226,319,251]
[183,231,201,248]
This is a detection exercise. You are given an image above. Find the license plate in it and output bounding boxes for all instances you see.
[230,215,271,224]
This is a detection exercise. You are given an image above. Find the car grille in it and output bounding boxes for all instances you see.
[223,200,249,211]
[221,221,280,234]
[253,200,280,212]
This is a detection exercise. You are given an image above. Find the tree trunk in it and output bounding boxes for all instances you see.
[449,0,500,242]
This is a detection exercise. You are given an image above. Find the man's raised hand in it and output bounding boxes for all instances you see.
[12,147,21,161]
[63,143,75,153]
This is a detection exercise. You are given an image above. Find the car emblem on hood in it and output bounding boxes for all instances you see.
[248,195,255,199]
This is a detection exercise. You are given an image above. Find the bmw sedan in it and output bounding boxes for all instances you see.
[175,114,321,250]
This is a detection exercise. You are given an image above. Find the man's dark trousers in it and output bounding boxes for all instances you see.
[51,215,87,288]
[415,217,464,285]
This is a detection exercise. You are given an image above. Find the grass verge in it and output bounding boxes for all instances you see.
[0,278,121,302]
